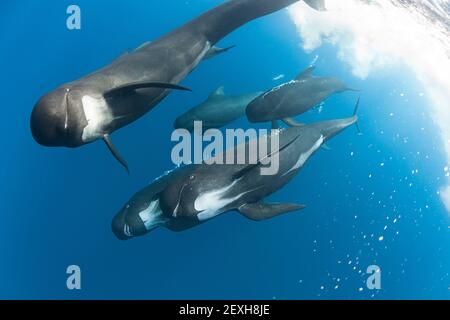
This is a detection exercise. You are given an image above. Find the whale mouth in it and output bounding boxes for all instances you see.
[123,224,133,238]
[63,89,70,132]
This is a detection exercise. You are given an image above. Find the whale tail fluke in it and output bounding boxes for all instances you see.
[353,96,362,135]
[238,202,306,221]
[353,96,360,117]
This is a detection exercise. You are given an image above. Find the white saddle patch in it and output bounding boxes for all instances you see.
[194,181,237,221]
[194,179,261,222]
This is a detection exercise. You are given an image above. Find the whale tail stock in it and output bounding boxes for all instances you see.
[189,0,324,45]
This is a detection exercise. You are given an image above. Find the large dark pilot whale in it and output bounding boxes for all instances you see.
[246,66,357,127]
[30,0,325,172]
[112,98,359,240]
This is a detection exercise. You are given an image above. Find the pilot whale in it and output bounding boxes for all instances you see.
[30,0,324,172]
[246,66,357,127]
[112,98,360,240]
[174,86,263,132]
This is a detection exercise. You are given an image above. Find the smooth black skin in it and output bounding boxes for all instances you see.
[112,165,199,240]
[112,109,358,240]
[246,67,352,123]
[30,0,306,151]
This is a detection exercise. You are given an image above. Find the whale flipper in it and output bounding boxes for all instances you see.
[104,82,192,99]
[282,117,305,127]
[103,134,130,174]
[204,45,236,60]
[304,0,326,11]
[295,66,316,80]
[239,202,306,221]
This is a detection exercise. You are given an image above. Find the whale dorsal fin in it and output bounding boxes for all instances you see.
[295,66,316,80]
[238,202,306,221]
[209,86,225,99]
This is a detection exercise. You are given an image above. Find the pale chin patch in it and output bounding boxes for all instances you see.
[81,95,113,143]
[139,200,164,230]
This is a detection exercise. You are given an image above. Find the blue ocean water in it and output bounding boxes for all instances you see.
[1,0,449,299]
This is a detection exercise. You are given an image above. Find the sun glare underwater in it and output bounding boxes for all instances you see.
[0,0,449,299]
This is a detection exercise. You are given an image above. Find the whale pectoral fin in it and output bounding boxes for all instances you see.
[204,45,236,60]
[282,118,305,127]
[238,202,306,221]
[103,134,130,174]
[295,66,316,80]
[304,0,326,11]
[104,82,192,99]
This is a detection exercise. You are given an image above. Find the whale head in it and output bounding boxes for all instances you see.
[246,91,277,123]
[174,112,198,132]
[159,173,201,219]
[112,190,167,240]
[30,86,87,148]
